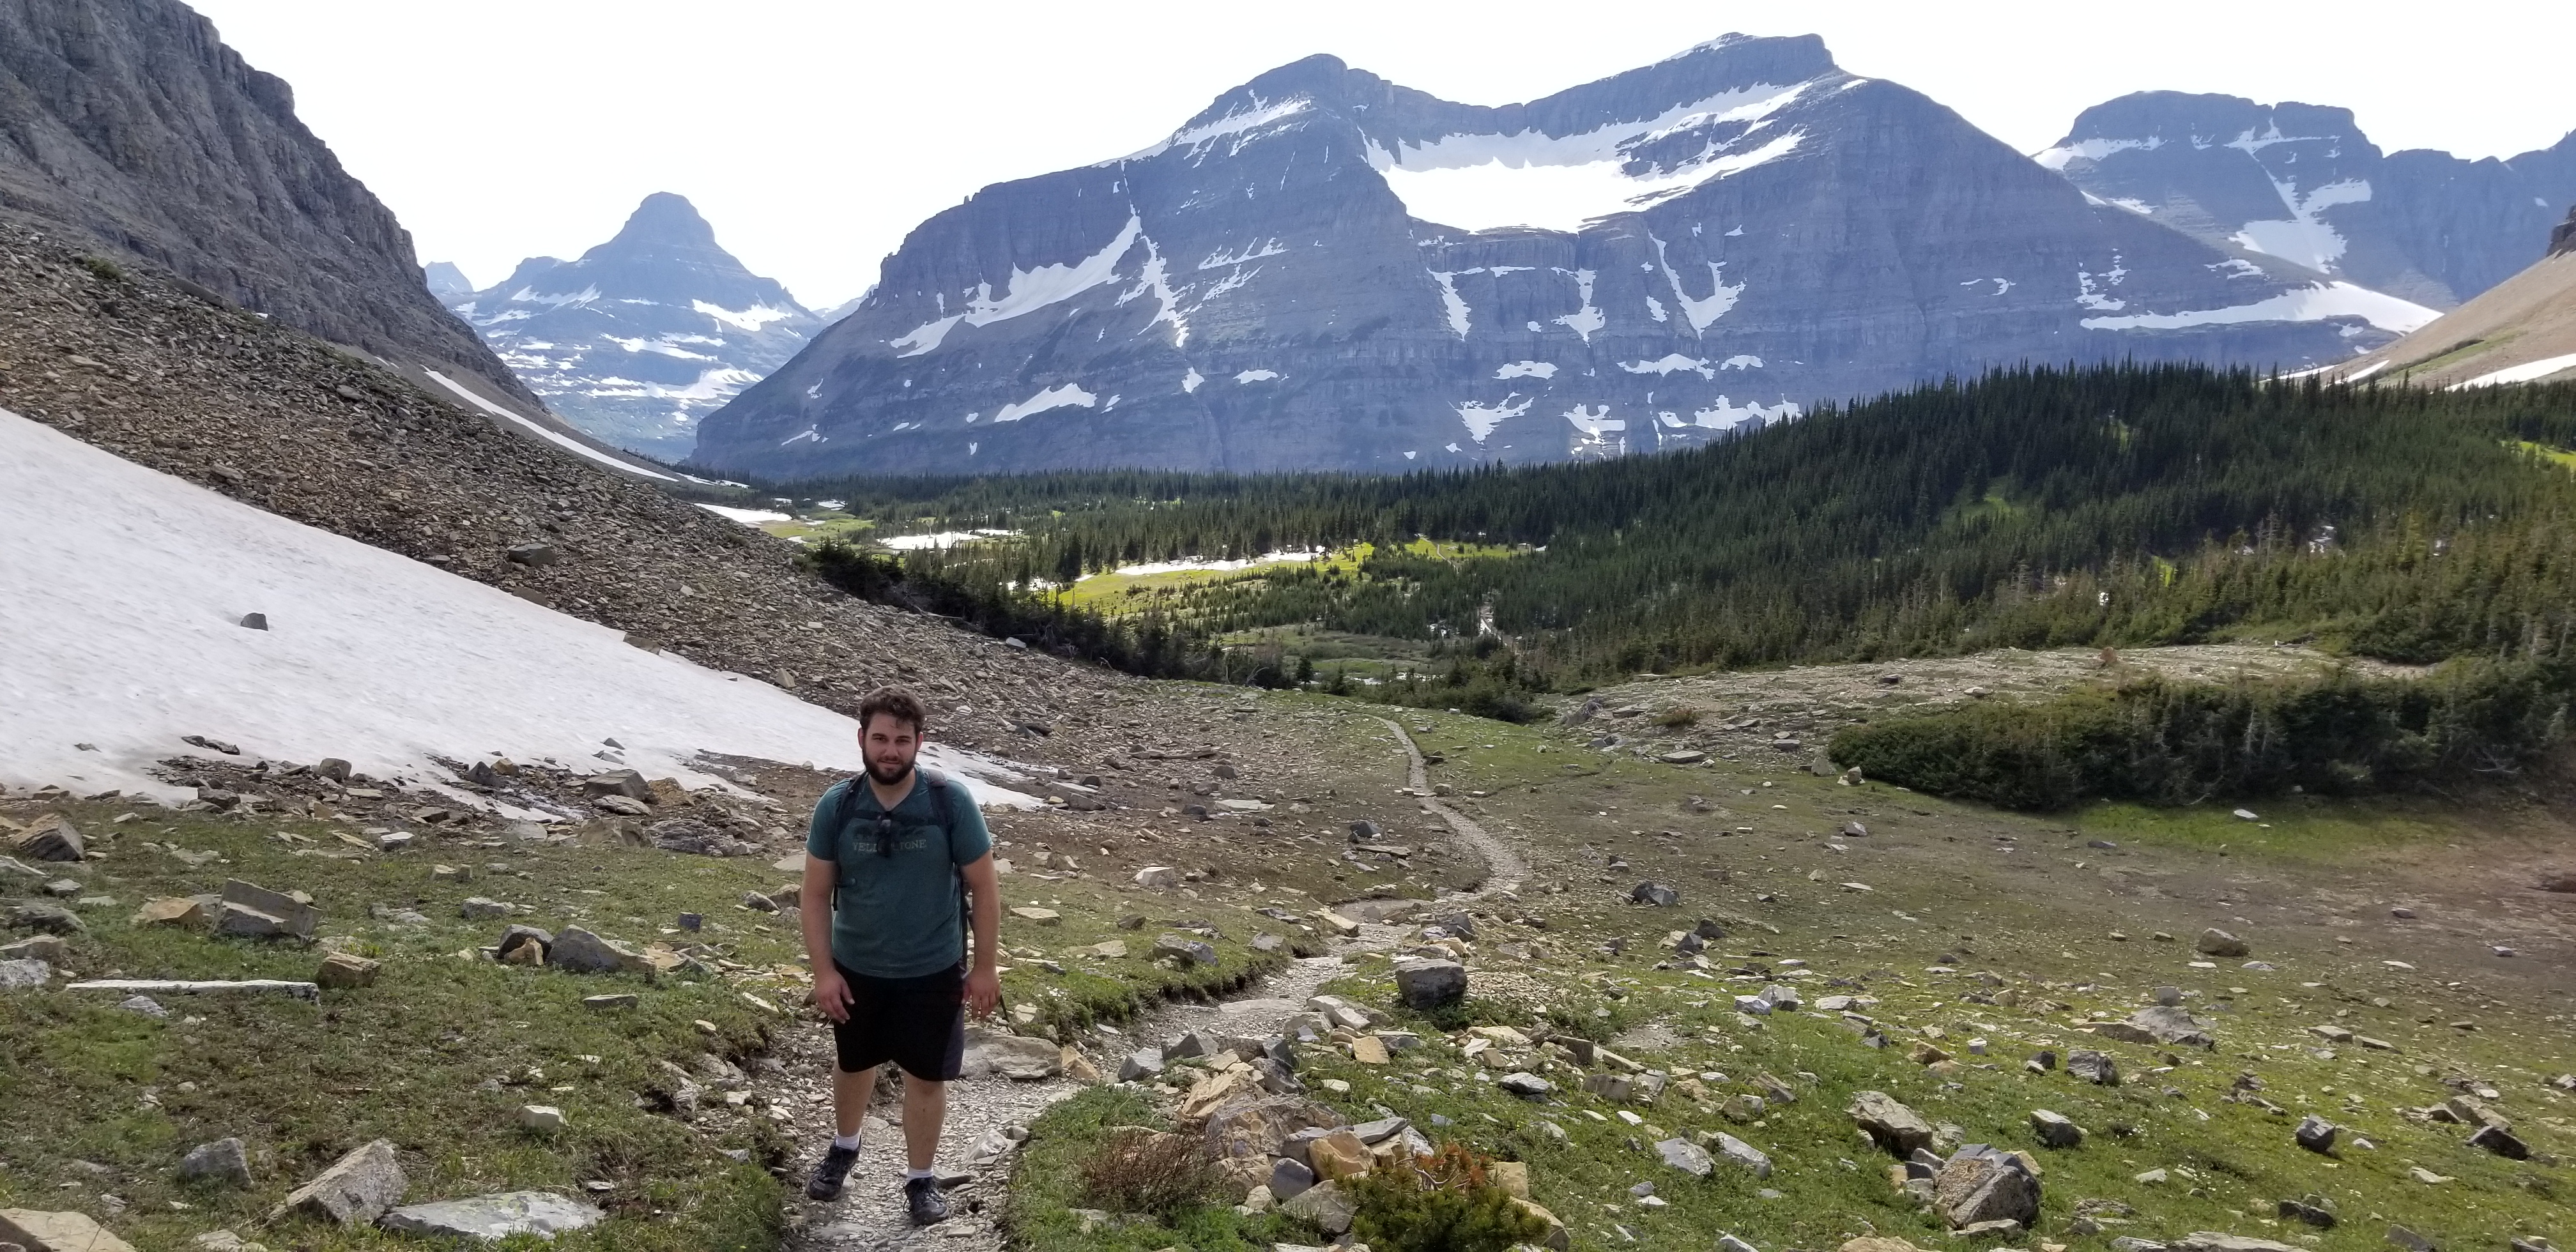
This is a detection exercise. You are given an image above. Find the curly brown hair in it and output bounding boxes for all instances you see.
[857,685,928,735]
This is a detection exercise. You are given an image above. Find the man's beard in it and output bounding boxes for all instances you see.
[864,756,914,786]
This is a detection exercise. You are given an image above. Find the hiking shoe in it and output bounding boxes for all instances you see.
[905,1175,951,1225]
[804,1143,860,1202]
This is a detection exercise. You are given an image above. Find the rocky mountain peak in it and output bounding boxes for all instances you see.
[2554,204,2576,257]
[448,192,818,459]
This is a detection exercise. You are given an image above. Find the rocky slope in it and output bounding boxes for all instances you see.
[2039,93,2576,310]
[0,215,1121,749]
[694,34,2432,479]
[445,193,821,460]
[2320,206,2576,388]
[0,0,533,406]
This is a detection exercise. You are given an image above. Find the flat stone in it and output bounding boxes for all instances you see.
[217,880,318,939]
[7,903,84,935]
[1709,1131,1772,1178]
[517,1104,564,1132]
[1009,906,1061,925]
[2172,1235,2302,1252]
[316,952,380,990]
[1657,1137,1714,1177]
[0,1209,137,1252]
[1849,1090,1935,1155]
[179,1137,254,1189]
[277,1138,405,1226]
[1498,1071,1552,1099]
[132,896,206,929]
[546,926,643,974]
[68,978,318,1002]
[965,1033,1062,1081]
[379,1191,604,1241]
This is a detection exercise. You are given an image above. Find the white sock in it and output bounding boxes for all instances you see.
[832,1133,861,1150]
[905,1168,936,1182]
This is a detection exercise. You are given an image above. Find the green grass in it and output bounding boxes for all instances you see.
[0,800,802,1250]
[1003,1085,1312,1250]
[2069,796,2465,864]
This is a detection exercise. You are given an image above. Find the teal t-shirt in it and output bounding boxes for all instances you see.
[804,771,993,978]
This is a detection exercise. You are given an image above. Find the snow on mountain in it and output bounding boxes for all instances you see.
[2038,93,2576,309]
[447,194,820,460]
[697,35,2433,478]
[0,406,1036,809]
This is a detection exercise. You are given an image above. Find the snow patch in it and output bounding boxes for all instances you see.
[891,217,1144,356]
[1552,268,1604,340]
[991,383,1099,423]
[693,301,797,333]
[1494,360,1558,380]
[2031,135,2162,171]
[1621,354,1715,378]
[1690,396,1800,429]
[2450,352,2576,389]
[1109,549,1319,577]
[0,409,1036,809]
[1456,395,1534,442]
[1235,369,1281,384]
[1429,270,1473,337]
[2231,178,2370,273]
[1650,236,1744,333]
[1182,368,1204,393]
[2079,281,2437,335]
[1563,404,1625,436]
[880,530,1015,550]
[694,504,792,525]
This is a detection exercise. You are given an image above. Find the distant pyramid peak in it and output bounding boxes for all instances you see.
[610,192,719,248]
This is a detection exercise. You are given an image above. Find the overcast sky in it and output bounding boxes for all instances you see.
[186,0,2576,310]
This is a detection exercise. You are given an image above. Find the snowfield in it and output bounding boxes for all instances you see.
[0,409,1038,810]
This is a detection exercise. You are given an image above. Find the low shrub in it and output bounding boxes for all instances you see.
[1345,1143,1549,1252]
[1828,659,2575,810]
[1075,1127,1222,1216]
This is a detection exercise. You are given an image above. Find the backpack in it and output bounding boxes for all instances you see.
[820,768,975,966]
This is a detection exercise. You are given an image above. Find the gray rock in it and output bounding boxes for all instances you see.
[2067,1050,2120,1085]
[2466,1124,2529,1159]
[279,1138,406,1226]
[213,880,318,940]
[544,926,640,973]
[1655,1137,1713,1177]
[1279,1179,1353,1235]
[10,814,84,862]
[0,958,49,990]
[2172,1235,2301,1252]
[119,995,167,1017]
[1153,934,1218,966]
[967,1034,1062,1081]
[1933,1144,2041,1229]
[1708,1132,1772,1178]
[8,902,84,935]
[1498,1072,1552,1099]
[2276,1197,2336,1229]
[2031,1110,2083,1148]
[1393,958,1467,1009]
[179,1137,254,1189]
[2195,928,2250,958]
[493,924,551,960]
[1849,1090,1935,1155]
[2387,1225,2436,1252]
[1268,1156,1315,1200]
[1117,1047,1165,1082]
[2295,1115,2337,1153]
[1630,882,1680,906]
[2123,1005,2217,1050]
[379,1191,604,1241]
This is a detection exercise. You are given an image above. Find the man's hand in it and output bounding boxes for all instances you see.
[813,965,855,1023]
[965,965,1001,1019]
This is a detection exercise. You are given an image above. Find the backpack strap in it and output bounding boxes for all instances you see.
[917,769,976,967]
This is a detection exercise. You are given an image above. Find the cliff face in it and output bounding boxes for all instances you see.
[696,36,2432,479]
[0,0,534,404]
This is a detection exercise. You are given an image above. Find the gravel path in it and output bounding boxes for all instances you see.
[776,722,1534,1250]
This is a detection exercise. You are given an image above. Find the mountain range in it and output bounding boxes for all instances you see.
[441,193,822,460]
[689,34,2478,479]
[2038,93,2576,311]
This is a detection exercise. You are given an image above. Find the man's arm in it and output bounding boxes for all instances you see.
[960,851,1001,1019]
[802,853,852,1022]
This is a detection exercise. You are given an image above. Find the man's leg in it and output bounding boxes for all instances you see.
[901,1075,944,1171]
[832,1062,877,1138]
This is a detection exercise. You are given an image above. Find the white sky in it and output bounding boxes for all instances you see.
[185,0,2576,311]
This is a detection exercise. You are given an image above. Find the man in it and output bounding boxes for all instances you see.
[800,685,1002,1224]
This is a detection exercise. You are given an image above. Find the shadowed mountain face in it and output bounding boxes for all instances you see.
[694,35,2432,479]
[446,193,818,459]
[2039,93,2576,310]
[0,0,534,404]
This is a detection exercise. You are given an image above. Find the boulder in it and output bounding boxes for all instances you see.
[580,769,648,800]
[179,1138,254,1189]
[316,952,380,990]
[2294,1115,2337,1153]
[2466,1124,2529,1159]
[5,903,82,935]
[1392,959,1466,1009]
[1933,1145,2041,1229]
[212,880,318,940]
[0,958,47,991]
[1117,1047,1165,1082]
[2122,1005,2216,1050]
[1657,1137,1714,1177]
[965,1034,1063,1081]
[2195,928,2250,958]
[0,1210,137,1252]
[1279,1179,1353,1235]
[1849,1090,1935,1156]
[1268,1156,1316,1200]
[545,927,643,974]
[1154,934,1218,967]
[1630,882,1680,906]
[378,1192,604,1241]
[1707,1131,1772,1178]
[2067,1050,2120,1085]
[1498,1072,1552,1099]
[1204,1096,1340,1162]
[516,1106,564,1133]
[2031,1110,2083,1149]
[1135,866,1182,889]
[277,1138,406,1226]
[10,815,84,862]
[1306,1129,1372,1180]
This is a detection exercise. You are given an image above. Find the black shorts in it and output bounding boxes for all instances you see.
[830,961,966,1081]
